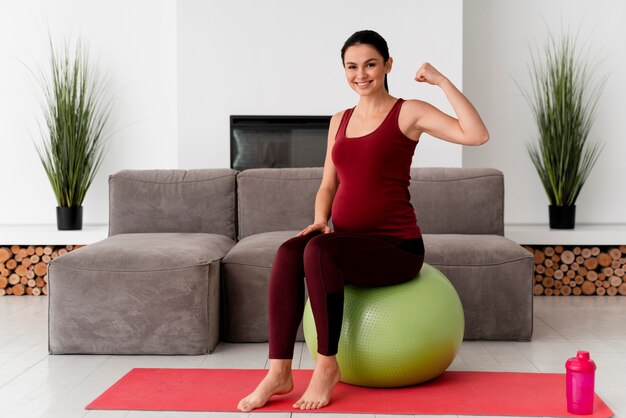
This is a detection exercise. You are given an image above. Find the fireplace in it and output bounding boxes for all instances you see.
[230,115,331,171]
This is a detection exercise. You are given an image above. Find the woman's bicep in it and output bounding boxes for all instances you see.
[413,101,466,145]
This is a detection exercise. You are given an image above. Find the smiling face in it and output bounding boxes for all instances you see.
[343,43,392,96]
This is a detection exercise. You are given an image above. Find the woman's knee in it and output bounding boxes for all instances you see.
[303,233,331,261]
[275,235,309,259]
[303,234,341,279]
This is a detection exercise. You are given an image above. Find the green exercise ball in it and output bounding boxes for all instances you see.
[303,263,464,387]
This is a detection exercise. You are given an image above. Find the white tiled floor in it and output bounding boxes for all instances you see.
[0,296,624,418]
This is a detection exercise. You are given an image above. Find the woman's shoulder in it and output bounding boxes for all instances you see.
[326,110,347,139]
[400,98,430,111]
[399,99,436,122]
[329,109,347,127]
[332,109,347,119]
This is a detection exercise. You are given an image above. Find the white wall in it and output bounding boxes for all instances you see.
[0,0,177,225]
[463,0,626,224]
[177,0,463,169]
[0,0,465,226]
[4,1,623,228]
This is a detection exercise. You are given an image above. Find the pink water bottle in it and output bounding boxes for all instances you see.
[566,351,596,414]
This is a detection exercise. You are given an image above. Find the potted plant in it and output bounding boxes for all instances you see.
[520,32,607,229]
[33,38,113,230]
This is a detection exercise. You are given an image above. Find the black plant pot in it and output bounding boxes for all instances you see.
[56,206,83,230]
[549,205,576,229]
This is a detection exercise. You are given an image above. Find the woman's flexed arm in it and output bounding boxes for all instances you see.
[411,62,489,146]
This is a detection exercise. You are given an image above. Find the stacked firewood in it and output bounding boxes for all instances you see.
[0,245,81,296]
[525,245,626,296]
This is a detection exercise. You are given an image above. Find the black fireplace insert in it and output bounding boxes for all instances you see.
[230,115,331,171]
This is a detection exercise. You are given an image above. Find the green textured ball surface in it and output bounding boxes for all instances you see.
[303,263,464,387]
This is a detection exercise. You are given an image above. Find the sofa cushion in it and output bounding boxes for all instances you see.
[237,168,323,239]
[409,168,503,235]
[109,169,237,240]
[48,233,235,355]
[223,230,296,268]
[422,234,528,266]
[54,233,234,271]
[423,234,534,340]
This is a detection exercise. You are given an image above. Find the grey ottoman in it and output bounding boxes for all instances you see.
[48,233,234,355]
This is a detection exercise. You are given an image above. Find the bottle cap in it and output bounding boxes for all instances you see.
[566,350,596,372]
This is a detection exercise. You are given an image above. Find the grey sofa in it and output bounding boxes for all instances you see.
[48,167,534,355]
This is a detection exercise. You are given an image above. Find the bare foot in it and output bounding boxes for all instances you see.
[293,354,341,410]
[237,365,293,412]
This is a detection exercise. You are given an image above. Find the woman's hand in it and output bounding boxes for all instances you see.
[297,222,331,236]
[414,62,447,86]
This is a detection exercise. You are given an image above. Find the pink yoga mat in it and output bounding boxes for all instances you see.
[86,368,614,417]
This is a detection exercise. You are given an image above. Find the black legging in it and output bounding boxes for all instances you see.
[268,231,425,359]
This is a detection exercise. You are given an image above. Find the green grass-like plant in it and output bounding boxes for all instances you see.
[34,37,112,208]
[521,32,606,206]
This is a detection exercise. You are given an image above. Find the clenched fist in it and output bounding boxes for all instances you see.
[414,62,447,86]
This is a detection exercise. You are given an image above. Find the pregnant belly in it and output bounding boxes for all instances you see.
[331,192,389,232]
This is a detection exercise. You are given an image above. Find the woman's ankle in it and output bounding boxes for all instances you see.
[268,359,293,376]
[315,353,339,369]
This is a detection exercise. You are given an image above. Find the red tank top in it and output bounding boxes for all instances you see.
[331,98,421,240]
